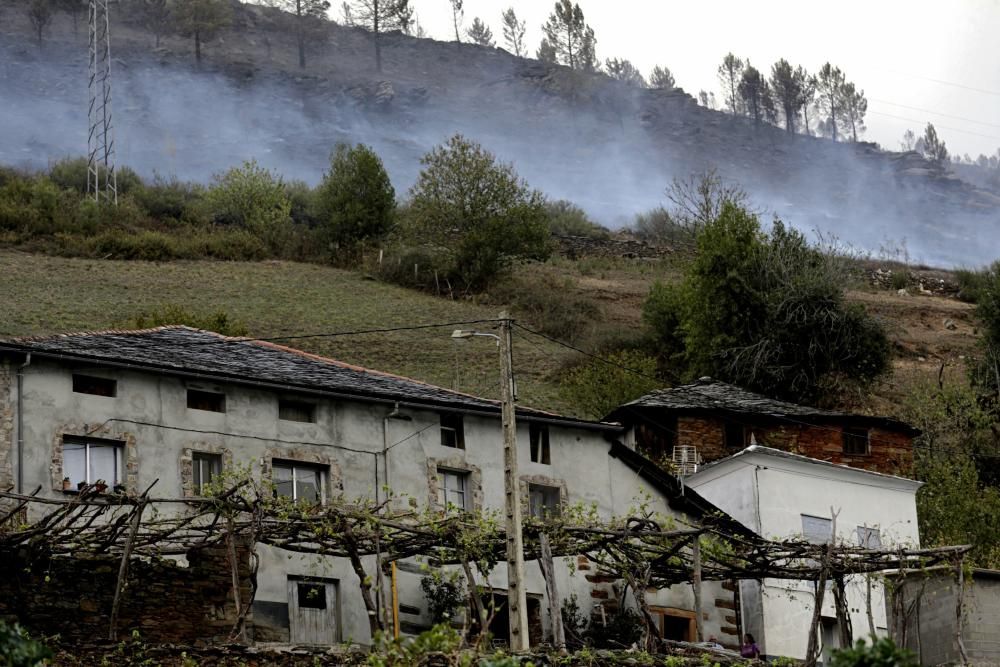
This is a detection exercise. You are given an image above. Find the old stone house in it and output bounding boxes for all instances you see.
[605,378,917,476]
[0,326,740,648]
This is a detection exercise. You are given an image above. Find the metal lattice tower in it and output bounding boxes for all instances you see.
[87,0,117,204]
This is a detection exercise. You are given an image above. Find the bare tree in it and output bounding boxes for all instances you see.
[649,65,675,90]
[900,129,917,152]
[28,0,55,45]
[717,52,744,114]
[500,7,525,57]
[449,0,462,41]
[55,0,86,36]
[465,17,493,47]
[340,1,354,25]
[350,0,413,72]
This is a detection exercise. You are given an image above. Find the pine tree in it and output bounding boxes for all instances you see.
[605,58,645,87]
[649,65,675,90]
[737,64,766,124]
[540,0,596,71]
[173,0,232,64]
[769,59,804,133]
[274,0,330,68]
[27,0,54,45]
[815,62,846,142]
[350,0,413,72]
[920,123,949,164]
[840,82,867,142]
[137,0,171,47]
[465,17,494,47]
[500,7,525,57]
[717,53,744,114]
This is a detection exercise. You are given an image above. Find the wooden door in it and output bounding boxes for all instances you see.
[288,578,338,644]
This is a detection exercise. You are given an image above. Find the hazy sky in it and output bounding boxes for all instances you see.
[386,0,1000,158]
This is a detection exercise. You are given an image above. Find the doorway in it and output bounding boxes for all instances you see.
[287,576,339,644]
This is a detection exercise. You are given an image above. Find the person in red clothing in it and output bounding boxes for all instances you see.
[740,633,761,659]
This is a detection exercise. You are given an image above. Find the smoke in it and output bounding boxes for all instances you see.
[1,33,997,268]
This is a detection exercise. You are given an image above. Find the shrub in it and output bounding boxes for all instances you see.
[406,134,551,293]
[560,349,661,420]
[0,175,73,235]
[129,304,249,336]
[419,573,464,624]
[90,229,182,260]
[315,143,396,258]
[644,202,890,404]
[829,637,916,667]
[206,159,292,249]
[0,620,51,667]
[48,156,143,195]
[284,179,321,227]
[545,200,609,238]
[133,175,208,224]
[955,266,991,304]
[490,274,600,344]
[585,605,644,649]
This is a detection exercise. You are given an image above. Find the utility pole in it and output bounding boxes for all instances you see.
[87,0,118,204]
[498,311,530,651]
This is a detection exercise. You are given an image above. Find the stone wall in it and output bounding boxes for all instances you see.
[0,544,251,644]
[553,234,671,260]
[0,360,13,492]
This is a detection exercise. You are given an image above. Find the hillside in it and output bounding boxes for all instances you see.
[2,0,1000,266]
[0,249,979,420]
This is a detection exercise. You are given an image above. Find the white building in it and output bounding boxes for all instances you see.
[0,326,737,647]
[686,445,922,662]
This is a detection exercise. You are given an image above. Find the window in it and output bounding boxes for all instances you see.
[724,422,748,449]
[273,460,327,504]
[437,468,469,511]
[63,436,123,487]
[187,389,225,413]
[802,514,833,544]
[857,526,882,549]
[529,424,550,464]
[297,582,327,610]
[843,427,870,455]
[279,399,316,423]
[528,483,561,519]
[72,374,117,397]
[192,452,222,495]
[440,413,465,449]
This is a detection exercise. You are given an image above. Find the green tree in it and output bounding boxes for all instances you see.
[207,159,292,249]
[648,65,675,90]
[560,349,661,420]
[349,0,412,72]
[815,62,846,142]
[316,143,396,256]
[540,0,596,71]
[465,17,494,47]
[643,201,890,403]
[544,199,608,238]
[605,57,645,87]
[829,637,916,667]
[737,64,766,124]
[840,81,868,142]
[717,52,744,114]
[173,0,232,64]
[919,122,949,164]
[27,0,54,45]
[273,0,331,68]
[500,7,525,57]
[769,58,804,133]
[407,135,551,292]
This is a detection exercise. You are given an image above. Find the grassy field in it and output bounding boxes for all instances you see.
[0,250,609,414]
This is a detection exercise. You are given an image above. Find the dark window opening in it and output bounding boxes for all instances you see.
[187,389,225,413]
[72,374,117,397]
[661,613,694,641]
[279,399,316,423]
[297,582,327,609]
[529,424,550,464]
[440,413,465,449]
[842,427,870,456]
[528,483,561,519]
[724,422,747,449]
[192,452,222,495]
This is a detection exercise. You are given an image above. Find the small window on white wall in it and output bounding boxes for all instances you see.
[801,514,833,544]
[857,526,882,549]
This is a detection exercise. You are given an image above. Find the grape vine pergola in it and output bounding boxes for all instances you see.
[0,483,970,665]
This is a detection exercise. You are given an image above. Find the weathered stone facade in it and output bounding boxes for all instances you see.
[0,360,13,492]
[0,544,251,644]
[49,423,140,493]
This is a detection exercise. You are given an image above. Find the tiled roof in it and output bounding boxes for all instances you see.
[0,327,613,429]
[605,377,917,435]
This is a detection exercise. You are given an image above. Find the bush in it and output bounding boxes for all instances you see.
[315,143,396,258]
[284,179,321,227]
[90,229,182,260]
[560,349,661,420]
[829,637,915,667]
[490,274,600,344]
[133,175,209,224]
[406,134,552,293]
[48,156,143,195]
[129,304,249,336]
[644,202,890,404]
[0,620,51,667]
[545,200,609,238]
[206,159,292,249]
[585,605,644,649]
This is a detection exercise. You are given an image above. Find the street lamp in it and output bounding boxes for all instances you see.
[451,312,530,651]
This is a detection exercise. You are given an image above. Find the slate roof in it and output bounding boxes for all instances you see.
[604,377,918,435]
[0,327,615,430]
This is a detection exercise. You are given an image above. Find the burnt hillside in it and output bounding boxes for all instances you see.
[2,0,999,266]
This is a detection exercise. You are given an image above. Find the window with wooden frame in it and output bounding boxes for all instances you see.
[279,398,316,423]
[72,374,117,397]
[529,423,550,464]
[187,389,226,413]
[842,427,870,455]
[192,451,223,496]
[440,413,465,449]
[436,468,469,512]
[648,607,696,641]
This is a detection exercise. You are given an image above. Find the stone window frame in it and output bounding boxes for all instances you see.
[51,422,138,493]
[519,474,568,518]
[180,443,234,498]
[262,447,343,503]
[426,456,482,512]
